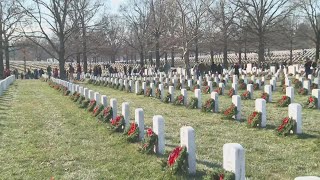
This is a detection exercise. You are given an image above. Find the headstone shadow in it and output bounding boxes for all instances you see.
[196,159,221,169]
[296,133,318,139]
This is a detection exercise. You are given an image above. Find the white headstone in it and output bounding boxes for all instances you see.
[288,103,302,134]
[187,79,192,89]
[142,82,147,95]
[110,98,117,119]
[270,79,276,91]
[153,115,165,155]
[180,126,196,174]
[223,143,245,180]
[122,102,130,128]
[255,99,266,128]
[286,87,294,103]
[101,95,107,107]
[264,85,272,102]
[181,89,188,106]
[294,176,320,180]
[232,95,241,120]
[94,92,101,104]
[208,81,213,93]
[247,84,253,99]
[159,84,164,100]
[135,81,140,94]
[219,83,225,94]
[169,86,175,102]
[83,88,89,99]
[303,80,310,94]
[135,108,144,140]
[195,89,202,108]
[211,92,219,112]
[232,83,238,95]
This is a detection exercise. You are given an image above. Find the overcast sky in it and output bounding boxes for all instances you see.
[109,0,124,13]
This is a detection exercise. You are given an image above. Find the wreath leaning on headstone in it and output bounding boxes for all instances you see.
[161,146,188,176]
[305,96,317,109]
[247,111,262,128]
[275,117,296,136]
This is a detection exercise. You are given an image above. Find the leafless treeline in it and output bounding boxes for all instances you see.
[0,0,319,79]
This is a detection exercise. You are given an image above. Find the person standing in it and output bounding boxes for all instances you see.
[39,68,44,77]
[210,62,216,75]
[76,63,82,80]
[128,66,132,76]
[69,64,74,81]
[53,67,59,78]
[47,65,52,79]
[98,65,102,77]
[14,68,19,79]
[305,58,312,78]
[124,65,127,76]
[312,60,317,76]
[234,63,240,79]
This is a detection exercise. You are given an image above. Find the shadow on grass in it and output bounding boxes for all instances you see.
[296,133,319,139]
[196,159,221,169]
[265,124,277,129]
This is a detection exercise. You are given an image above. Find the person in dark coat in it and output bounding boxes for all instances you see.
[217,64,222,75]
[234,63,240,78]
[124,65,127,76]
[210,62,216,74]
[305,58,312,78]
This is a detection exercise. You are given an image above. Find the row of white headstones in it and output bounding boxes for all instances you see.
[92,73,319,131]
[103,70,320,105]
[51,77,246,179]
[0,75,15,96]
[52,77,319,180]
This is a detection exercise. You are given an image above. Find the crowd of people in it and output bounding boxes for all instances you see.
[2,57,319,80]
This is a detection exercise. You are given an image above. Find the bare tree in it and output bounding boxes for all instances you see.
[189,0,207,63]
[120,0,151,67]
[299,0,320,61]
[174,0,207,75]
[206,0,238,67]
[70,0,102,73]
[19,0,76,79]
[2,0,25,70]
[149,0,167,68]
[235,0,294,64]
[98,15,124,63]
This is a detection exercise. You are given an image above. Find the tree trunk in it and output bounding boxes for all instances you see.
[139,51,144,67]
[149,51,153,65]
[258,34,265,65]
[171,47,175,67]
[76,52,81,64]
[195,38,199,63]
[111,54,116,63]
[238,47,242,65]
[155,38,160,68]
[82,21,88,73]
[0,22,3,79]
[210,47,214,62]
[316,35,320,62]
[244,31,247,61]
[59,51,66,80]
[290,39,293,64]
[223,39,228,68]
[4,38,10,70]
[183,46,190,76]
[165,52,168,64]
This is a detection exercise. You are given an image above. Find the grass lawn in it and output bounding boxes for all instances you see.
[81,79,320,180]
[0,80,165,179]
[1,79,319,179]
